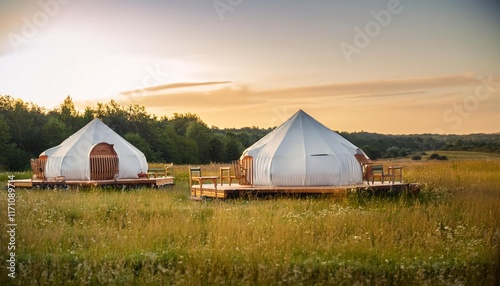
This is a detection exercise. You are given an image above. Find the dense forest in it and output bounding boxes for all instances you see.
[0,95,499,171]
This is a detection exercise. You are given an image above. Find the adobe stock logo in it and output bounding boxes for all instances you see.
[7,0,71,52]
[339,0,407,64]
[269,106,292,128]
[120,63,171,104]
[213,0,244,21]
[434,74,496,133]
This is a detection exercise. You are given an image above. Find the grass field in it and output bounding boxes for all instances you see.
[1,151,499,285]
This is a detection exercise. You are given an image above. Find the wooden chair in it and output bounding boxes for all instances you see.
[231,160,243,184]
[231,158,253,186]
[220,166,238,186]
[164,163,174,177]
[367,165,394,184]
[240,156,253,185]
[388,166,403,183]
[189,166,218,197]
[30,157,47,179]
[354,153,373,183]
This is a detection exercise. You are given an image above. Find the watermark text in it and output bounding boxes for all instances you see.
[340,0,406,64]
[213,0,244,21]
[7,0,71,52]
[6,175,17,279]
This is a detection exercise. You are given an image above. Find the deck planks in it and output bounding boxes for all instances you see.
[8,177,174,188]
[191,182,420,199]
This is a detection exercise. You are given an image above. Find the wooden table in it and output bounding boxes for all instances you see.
[192,176,219,197]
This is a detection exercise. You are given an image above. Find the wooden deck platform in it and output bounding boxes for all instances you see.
[191,182,420,199]
[8,176,174,189]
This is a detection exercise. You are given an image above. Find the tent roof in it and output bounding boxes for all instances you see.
[42,118,143,158]
[241,109,365,186]
[41,118,148,180]
[242,109,362,158]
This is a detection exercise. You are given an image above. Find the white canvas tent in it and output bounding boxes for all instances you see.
[241,110,367,186]
[41,118,148,180]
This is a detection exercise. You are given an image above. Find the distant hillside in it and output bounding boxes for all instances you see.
[340,132,500,159]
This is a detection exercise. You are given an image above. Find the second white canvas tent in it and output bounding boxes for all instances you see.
[41,118,148,180]
[241,110,367,186]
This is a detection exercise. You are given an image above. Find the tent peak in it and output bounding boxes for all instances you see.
[293,109,311,118]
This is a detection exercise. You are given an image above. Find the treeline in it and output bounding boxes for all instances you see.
[0,95,499,171]
[340,132,500,159]
[0,95,271,170]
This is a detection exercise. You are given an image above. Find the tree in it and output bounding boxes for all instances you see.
[225,136,243,162]
[155,120,181,163]
[176,137,199,164]
[43,117,68,147]
[209,135,225,163]
[124,132,160,162]
[57,96,80,132]
[101,100,130,135]
[361,145,382,160]
[186,121,212,164]
[170,113,201,136]
[400,147,412,157]
[0,113,32,170]
[0,115,12,169]
[385,146,401,158]
[7,101,40,154]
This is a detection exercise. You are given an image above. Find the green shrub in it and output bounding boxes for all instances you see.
[429,153,440,160]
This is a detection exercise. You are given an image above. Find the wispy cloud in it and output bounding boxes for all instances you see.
[114,73,496,111]
[119,81,231,96]
[74,73,499,133]
[265,74,481,99]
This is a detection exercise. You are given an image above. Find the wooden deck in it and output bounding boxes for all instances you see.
[8,176,174,189]
[191,182,420,199]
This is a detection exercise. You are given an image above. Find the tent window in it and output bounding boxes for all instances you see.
[311,154,329,157]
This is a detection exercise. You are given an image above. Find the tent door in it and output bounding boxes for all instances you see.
[90,143,119,180]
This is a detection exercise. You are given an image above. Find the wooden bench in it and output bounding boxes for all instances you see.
[189,166,219,198]
[148,163,174,178]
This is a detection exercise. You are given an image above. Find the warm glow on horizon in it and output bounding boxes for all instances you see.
[1,0,499,134]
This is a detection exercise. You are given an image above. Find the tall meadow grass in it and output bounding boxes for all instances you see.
[0,158,499,285]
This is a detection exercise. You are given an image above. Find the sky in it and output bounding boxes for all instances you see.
[1,0,499,134]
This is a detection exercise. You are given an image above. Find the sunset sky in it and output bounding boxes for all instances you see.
[1,0,499,134]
